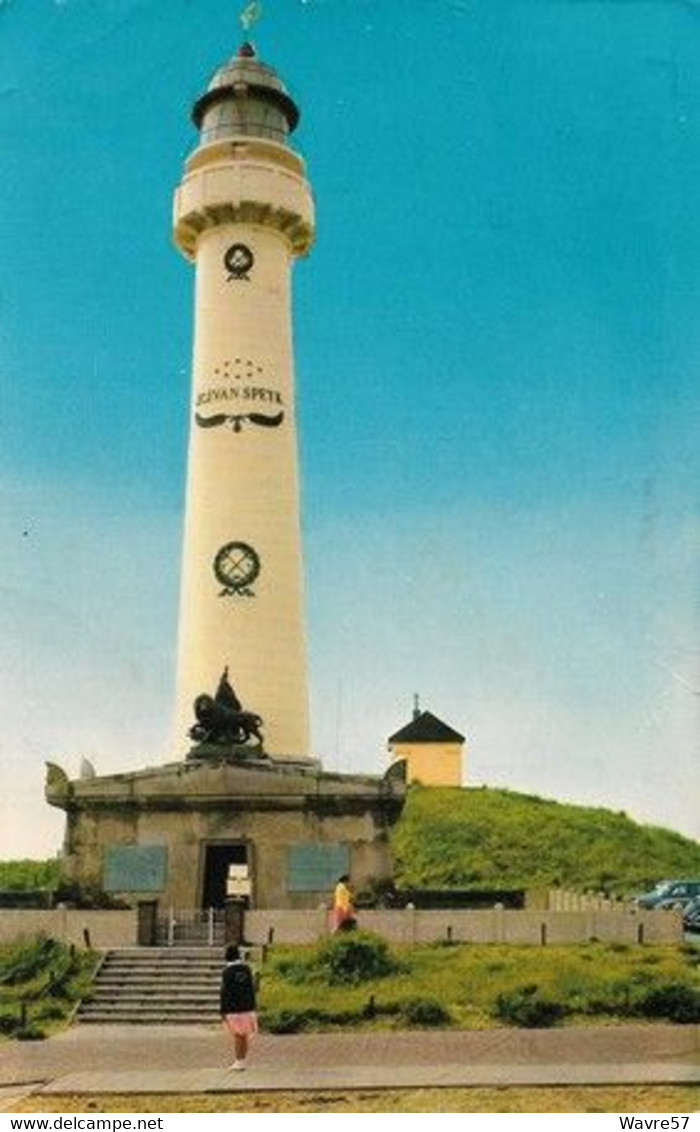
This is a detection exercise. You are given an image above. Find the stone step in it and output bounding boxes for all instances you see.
[155,937,226,946]
[101,956,222,964]
[74,947,253,1025]
[80,1003,217,1015]
[106,947,223,953]
[93,988,218,997]
[86,991,221,1004]
[88,983,220,997]
[76,1020,219,1027]
[83,1005,217,1015]
[93,991,219,999]
[101,956,223,964]
[77,1020,221,1026]
[84,983,216,996]
[94,978,220,989]
[101,958,222,966]
[79,1020,220,1026]
[99,964,221,974]
[102,950,224,961]
[100,965,221,976]
[86,989,218,1001]
[100,960,221,967]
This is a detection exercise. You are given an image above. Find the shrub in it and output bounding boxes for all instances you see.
[492,984,567,1028]
[261,1009,310,1034]
[636,981,700,1024]
[362,997,402,1020]
[401,998,451,1027]
[53,880,128,910]
[570,972,700,1024]
[270,957,313,985]
[579,971,653,1018]
[35,1002,69,1023]
[315,932,400,985]
[15,1024,46,1041]
[46,958,79,997]
[263,1002,391,1031]
[0,859,62,892]
[0,936,59,985]
[0,937,97,1042]
[318,1007,365,1026]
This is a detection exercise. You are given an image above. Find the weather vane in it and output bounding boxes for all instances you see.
[240,1,263,32]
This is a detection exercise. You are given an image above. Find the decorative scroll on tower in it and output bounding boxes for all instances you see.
[173,44,315,759]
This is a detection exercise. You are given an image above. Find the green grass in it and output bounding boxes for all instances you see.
[258,934,700,1031]
[0,936,97,1040]
[390,785,700,895]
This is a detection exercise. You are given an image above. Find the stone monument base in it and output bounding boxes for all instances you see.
[46,755,406,911]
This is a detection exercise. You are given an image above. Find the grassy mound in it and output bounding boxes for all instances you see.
[390,786,700,895]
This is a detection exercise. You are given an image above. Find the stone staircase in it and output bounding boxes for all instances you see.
[76,948,222,1025]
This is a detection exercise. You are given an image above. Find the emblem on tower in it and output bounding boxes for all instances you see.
[196,409,284,432]
[224,243,254,281]
[213,541,261,597]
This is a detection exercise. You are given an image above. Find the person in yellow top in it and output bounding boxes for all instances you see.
[331,874,356,932]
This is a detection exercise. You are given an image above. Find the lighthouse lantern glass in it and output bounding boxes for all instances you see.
[200,99,289,146]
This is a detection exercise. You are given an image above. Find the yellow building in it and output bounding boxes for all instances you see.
[388,706,465,787]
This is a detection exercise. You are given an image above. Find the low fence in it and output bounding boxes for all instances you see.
[246,906,682,947]
[0,908,137,949]
[0,905,682,948]
[527,889,632,912]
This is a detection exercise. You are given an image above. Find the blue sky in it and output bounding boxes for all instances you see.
[0,0,698,858]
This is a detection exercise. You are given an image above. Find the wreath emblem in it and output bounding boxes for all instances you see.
[224,243,254,281]
[213,541,260,597]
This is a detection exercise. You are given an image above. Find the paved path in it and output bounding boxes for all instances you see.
[1,1024,699,1104]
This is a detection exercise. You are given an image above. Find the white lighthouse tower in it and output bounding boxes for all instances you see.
[173,43,314,760]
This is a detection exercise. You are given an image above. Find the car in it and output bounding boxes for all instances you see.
[637,879,700,910]
[654,880,700,910]
[636,880,676,909]
[682,896,700,933]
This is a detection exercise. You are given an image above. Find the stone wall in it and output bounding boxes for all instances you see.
[64,805,392,910]
[0,906,681,948]
[245,907,682,946]
[0,909,138,948]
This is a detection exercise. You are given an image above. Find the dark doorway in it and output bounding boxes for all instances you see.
[202,843,248,909]
[137,900,159,946]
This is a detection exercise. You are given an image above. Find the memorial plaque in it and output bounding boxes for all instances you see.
[286,843,349,893]
[103,845,168,893]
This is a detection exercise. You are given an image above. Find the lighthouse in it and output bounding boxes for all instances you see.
[45,38,405,914]
[173,44,315,760]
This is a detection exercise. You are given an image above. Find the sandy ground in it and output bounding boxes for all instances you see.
[9,1086,700,1113]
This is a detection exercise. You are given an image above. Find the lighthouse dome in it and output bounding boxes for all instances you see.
[192,43,299,146]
